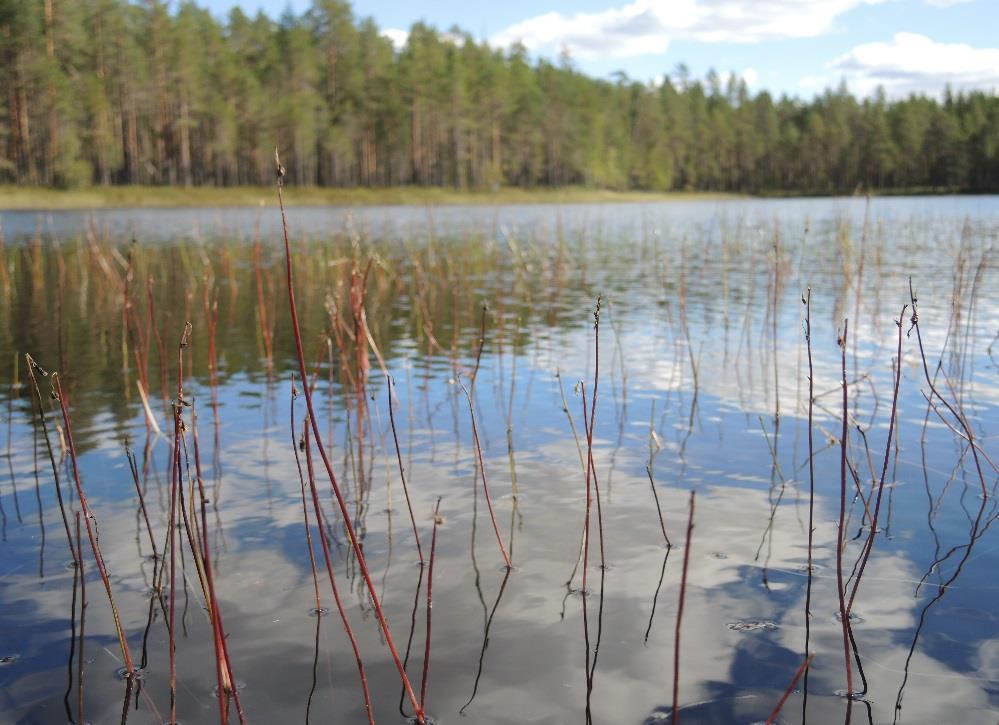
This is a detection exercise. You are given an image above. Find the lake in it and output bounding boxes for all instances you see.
[1,195,997,724]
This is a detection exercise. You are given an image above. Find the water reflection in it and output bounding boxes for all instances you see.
[0,197,997,723]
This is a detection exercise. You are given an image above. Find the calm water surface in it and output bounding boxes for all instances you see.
[1,196,998,724]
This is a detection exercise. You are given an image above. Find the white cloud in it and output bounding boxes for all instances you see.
[825,32,999,96]
[491,0,885,59]
[382,27,408,49]
[923,0,974,6]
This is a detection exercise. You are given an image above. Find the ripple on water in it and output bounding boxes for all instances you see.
[115,666,146,681]
[213,681,247,696]
[834,610,865,624]
[1,654,20,665]
[309,606,331,617]
[834,689,869,701]
[726,620,779,633]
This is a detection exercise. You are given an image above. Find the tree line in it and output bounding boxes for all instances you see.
[2,0,999,193]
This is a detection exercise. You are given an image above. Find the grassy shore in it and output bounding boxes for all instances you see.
[0,185,747,210]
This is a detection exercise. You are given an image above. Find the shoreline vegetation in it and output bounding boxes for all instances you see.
[5,2,999,197]
[0,185,982,210]
[0,185,745,210]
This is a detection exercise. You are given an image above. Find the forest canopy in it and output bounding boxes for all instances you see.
[2,0,998,193]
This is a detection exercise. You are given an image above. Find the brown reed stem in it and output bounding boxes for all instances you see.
[275,150,425,723]
[126,449,158,564]
[470,303,487,393]
[848,305,907,613]
[908,278,988,499]
[672,490,696,725]
[766,653,814,725]
[253,239,275,374]
[837,320,854,720]
[646,466,672,547]
[167,323,192,723]
[802,288,816,720]
[75,511,85,725]
[53,373,136,677]
[588,299,605,570]
[25,355,74,559]
[420,497,443,711]
[459,378,512,569]
[389,375,423,565]
[291,378,322,610]
[303,415,375,725]
[191,403,246,725]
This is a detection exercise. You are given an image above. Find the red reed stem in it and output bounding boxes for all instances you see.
[766,654,815,725]
[303,415,375,725]
[276,151,425,722]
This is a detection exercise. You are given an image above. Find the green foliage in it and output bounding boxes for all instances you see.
[1,0,998,192]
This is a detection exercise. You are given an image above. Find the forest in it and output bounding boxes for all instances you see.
[2,0,999,194]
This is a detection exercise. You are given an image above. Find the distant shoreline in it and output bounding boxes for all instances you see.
[0,185,752,211]
[1,185,990,211]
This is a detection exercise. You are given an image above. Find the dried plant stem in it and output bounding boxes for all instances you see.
[167,323,192,724]
[276,152,425,722]
[848,306,906,613]
[837,320,854,719]
[75,511,86,725]
[53,373,136,678]
[646,466,672,547]
[253,240,275,374]
[587,299,605,570]
[766,653,814,725]
[291,378,322,610]
[302,416,375,725]
[459,379,512,569]
[191,403,246,725]
[672,490,696,725]
[420,497,443,711]
[802,289,816,720]
[24,355,74,558]
[389,375,423,565]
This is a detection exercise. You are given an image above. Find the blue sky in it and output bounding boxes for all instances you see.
[197,0,999,98]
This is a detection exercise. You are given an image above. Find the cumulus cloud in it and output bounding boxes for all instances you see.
[382,27,408,49]
[491,0,884,58]
[825,32,999,96]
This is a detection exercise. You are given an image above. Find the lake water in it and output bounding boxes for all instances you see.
[1,195,997,724]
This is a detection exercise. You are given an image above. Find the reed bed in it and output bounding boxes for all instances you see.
[0,194,994,725]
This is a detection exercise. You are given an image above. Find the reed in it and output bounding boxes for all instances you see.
[191,401,246,724]
[765,653,814,725]
[459,377,512,570]
[672,490,695,725]
[836,320,854,719]
[848,305,907,613]
[53,372,137,679]
[74,511,85,725]
[291,378,322,610]
[801,288,816,720]
[389,375,424,565]
[302,413,375,724]
[275,150,425,722]
[420,497,443,711]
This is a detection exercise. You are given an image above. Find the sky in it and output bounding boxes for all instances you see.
[196,0,999,98]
